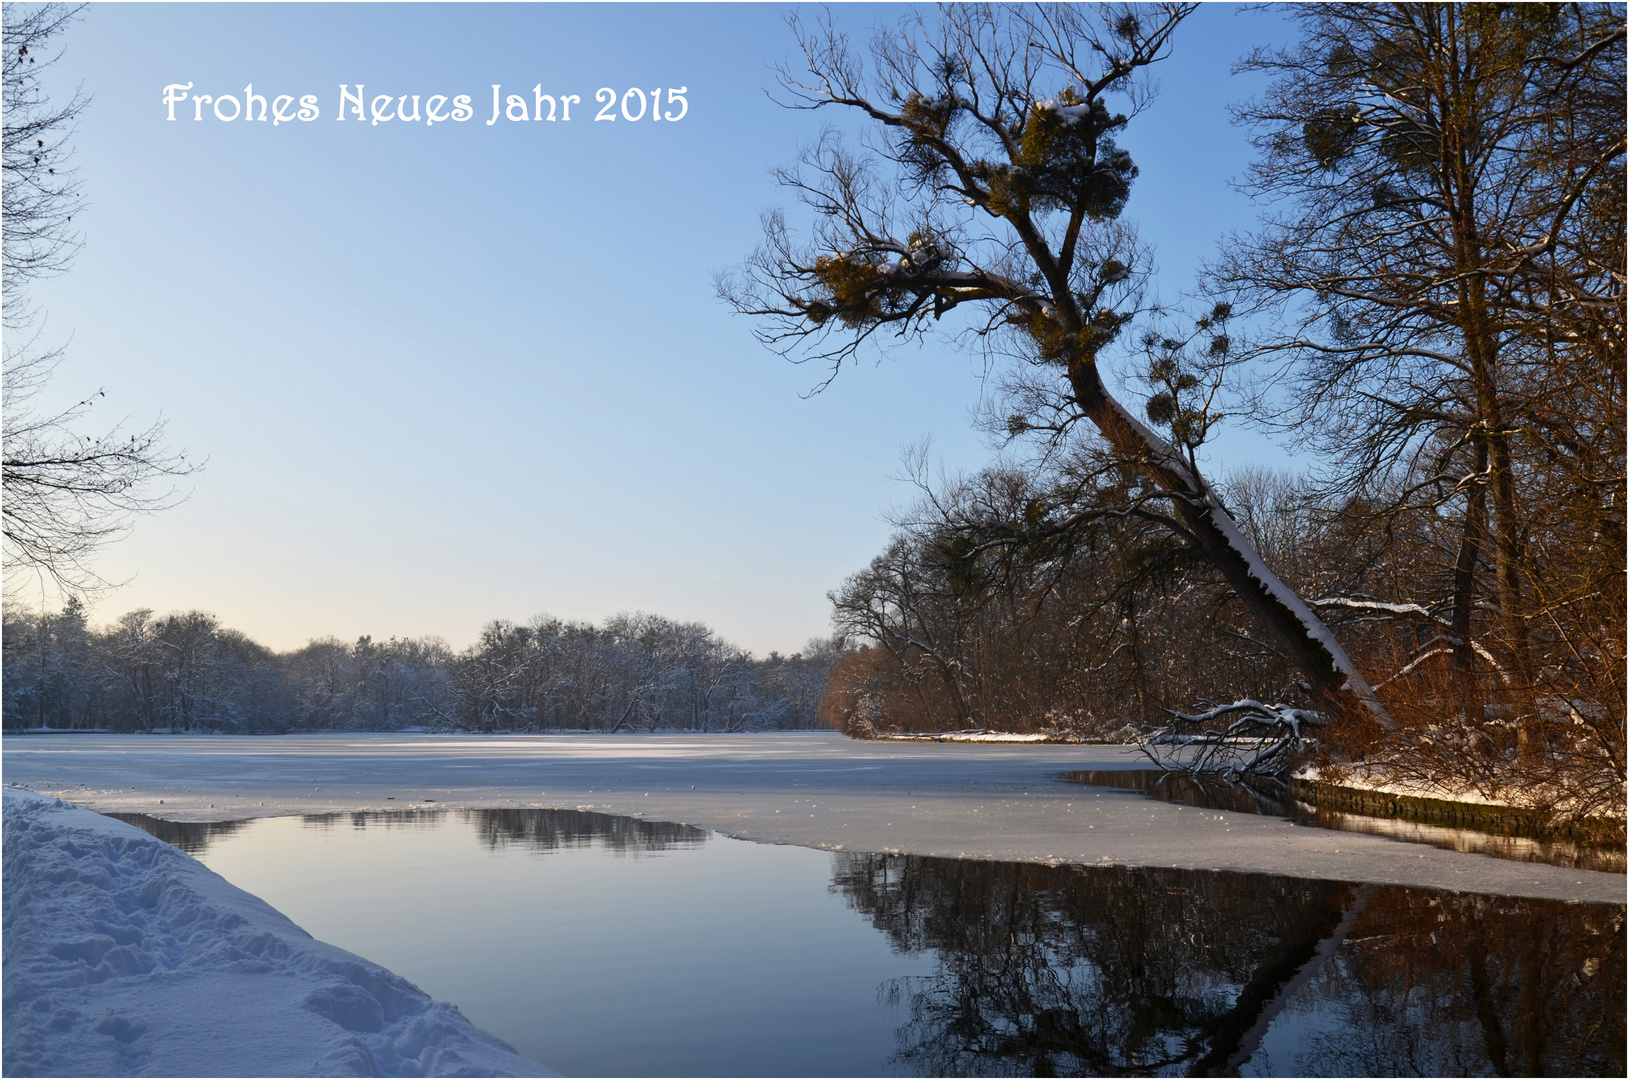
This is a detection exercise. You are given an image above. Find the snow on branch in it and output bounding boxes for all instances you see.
[1131,699,1322,778]
[1310,596,1448,624]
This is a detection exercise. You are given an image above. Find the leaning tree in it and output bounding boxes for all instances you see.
[720,4,1385,722]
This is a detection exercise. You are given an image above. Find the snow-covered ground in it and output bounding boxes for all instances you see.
[5,731,1622,904]
[2,787,550,1078]
[1297,761,1625,818]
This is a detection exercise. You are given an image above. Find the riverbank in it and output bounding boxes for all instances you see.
[1290,777,1626,847]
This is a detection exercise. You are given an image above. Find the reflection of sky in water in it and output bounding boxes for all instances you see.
[128,810,930,1077]
[119,810,1626,1078]
[1244,1004,1342,1078]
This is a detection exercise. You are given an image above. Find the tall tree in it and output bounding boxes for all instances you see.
[721,4,1385,718]
[1216,3,1625,742]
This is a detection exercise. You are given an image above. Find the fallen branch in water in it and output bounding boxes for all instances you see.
[1132,699,1323,779]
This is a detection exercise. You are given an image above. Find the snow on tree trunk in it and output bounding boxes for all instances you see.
[1068,359,1388,724]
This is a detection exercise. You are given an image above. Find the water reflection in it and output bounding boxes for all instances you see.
[1060,770,1625,873]
[108,807,1625,1077]
[300,809,448,832]
[469,808,708,856]
[104,813,250,854]
[1061,769,1294,816]
[115,806,708,859]
[833,853,1626,1077]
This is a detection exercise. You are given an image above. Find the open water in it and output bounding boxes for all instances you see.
[116,807,1625,1077]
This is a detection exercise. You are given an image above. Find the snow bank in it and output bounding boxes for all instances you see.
[1294,764,1506,806]
[2,787,550,1077]
[1295,763,1627,818]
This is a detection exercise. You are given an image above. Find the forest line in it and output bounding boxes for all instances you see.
[1,603,839,734]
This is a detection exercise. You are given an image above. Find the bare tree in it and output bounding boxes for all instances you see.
[1214,2,1625,748]
[720,4,1385,719]
[2,346,193,597]
[2,1,84,296]
[2,2,193,599]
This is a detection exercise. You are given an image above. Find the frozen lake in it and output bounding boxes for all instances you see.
[6,732,1624,903]
[115,806,1625,1077]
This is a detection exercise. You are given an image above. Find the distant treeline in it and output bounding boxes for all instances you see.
[1,601,841,733]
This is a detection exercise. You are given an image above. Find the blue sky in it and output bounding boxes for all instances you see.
[22,2,1297,655]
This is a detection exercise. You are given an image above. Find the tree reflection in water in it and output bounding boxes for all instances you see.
[832,854,1625,1077]
[114,807,709,858]
[104,813,251,854]
[467,808,708,856]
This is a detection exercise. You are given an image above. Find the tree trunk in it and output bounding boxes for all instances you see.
[1450,434,1490,725]
[1446,61,1536,751]
[1066,358,1387,723]
[1461,272,1537,754]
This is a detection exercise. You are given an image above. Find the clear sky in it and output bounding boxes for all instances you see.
[20,2,1297,655]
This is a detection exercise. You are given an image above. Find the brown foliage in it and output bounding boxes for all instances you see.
[817,645,964,737]
[1316,625,1626,820]
[824,456,1625,811]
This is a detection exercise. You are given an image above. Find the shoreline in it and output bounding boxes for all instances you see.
[1290,778,1626,848]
